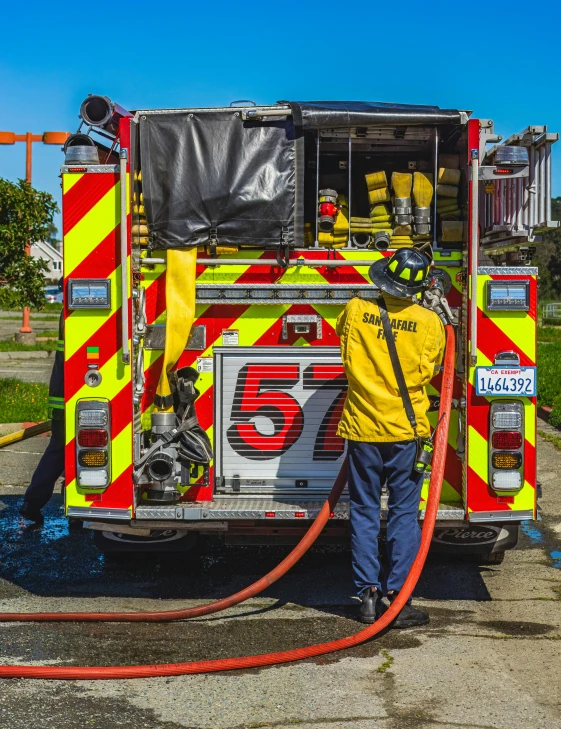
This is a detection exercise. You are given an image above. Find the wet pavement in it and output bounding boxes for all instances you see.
[0,432,560,728]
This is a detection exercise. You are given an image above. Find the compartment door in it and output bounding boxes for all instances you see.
[215,347,347,495]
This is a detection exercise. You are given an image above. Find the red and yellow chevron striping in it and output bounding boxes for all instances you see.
[466,273,537,519]
[63,170,133,514]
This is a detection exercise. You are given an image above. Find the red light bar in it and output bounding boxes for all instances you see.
[68,167,87,172]
[492,431,522,450]
[494,168,514,175]
[78,429,108,447]
[265,511,275,518]
[329,511,335,518]
[294,512,306,518]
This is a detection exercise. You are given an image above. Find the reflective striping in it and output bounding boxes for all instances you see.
[111,424,133,482]
[476,275,536,361]
[56,340,64,352]
[64,181,121,276]
[467,426,489,484]
[467,272,537,518]
[63,173,119,237]
[65,266,122,360]
[62,172,84,194]
[63,170,132,516]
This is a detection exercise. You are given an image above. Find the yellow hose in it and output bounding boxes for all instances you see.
[0,421,52,448]
[155,248,198,410]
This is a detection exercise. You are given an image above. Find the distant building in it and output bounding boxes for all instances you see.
[30,241,63,280]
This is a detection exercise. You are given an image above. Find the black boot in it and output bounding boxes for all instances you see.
[387,592,429,628]
[358,587,385,624]
[19,501,44,524]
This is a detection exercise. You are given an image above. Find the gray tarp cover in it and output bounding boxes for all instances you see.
[285,100,464,128]
[139,111,299,250]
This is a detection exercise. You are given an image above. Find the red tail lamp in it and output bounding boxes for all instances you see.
[78,429,108,448]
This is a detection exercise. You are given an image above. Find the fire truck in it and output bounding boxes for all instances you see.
[60,96,557,560]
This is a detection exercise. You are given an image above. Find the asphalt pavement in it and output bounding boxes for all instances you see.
[0,430,560,728]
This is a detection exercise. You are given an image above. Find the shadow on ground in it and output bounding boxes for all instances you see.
[0,494,492,606]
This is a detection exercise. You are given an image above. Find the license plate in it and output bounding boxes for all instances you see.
[475,366,536,397]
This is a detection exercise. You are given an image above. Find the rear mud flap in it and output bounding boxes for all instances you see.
[430,523,519,555]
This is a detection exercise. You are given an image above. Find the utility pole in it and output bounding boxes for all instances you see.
[0,130,69,343]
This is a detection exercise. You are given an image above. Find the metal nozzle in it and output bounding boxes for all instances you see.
[79,94,131,137]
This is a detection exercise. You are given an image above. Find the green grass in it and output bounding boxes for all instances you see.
[0,315,61,321]
[538,429,561,451]
[37,329,59,338]
[32,302,62,313]
[538,341,561,427]
[0,340,56,352]
[0,378,48,423]
[538,326,561,342]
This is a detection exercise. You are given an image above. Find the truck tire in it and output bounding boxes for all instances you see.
[93,528,197,555]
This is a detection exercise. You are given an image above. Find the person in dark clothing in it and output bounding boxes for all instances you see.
[19,302,64,524]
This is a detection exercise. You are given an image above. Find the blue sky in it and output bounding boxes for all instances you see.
[1,0,560,234]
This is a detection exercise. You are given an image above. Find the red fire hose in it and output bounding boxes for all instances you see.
[0,325,454,679]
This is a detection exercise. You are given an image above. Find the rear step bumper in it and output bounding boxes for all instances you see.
[133,498,465,522]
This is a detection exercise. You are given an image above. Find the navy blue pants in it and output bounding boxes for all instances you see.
[347,439,423,596]
[24,417,65,510]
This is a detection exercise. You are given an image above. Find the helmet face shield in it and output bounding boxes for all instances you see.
[368,247,430,298]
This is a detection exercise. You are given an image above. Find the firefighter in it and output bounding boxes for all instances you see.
[19,283,65,524]
[336,248,445,627]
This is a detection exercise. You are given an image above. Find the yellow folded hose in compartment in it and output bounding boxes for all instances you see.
[438,168,461,186]
[368,188,391,205]
[391,172,412,199]
[365,171,387,191]
[155,247,198,411]
[436,184,459,198]
[393,224,412,236]
[441,221,464,242]
[437,199,459,211]
[370,204,390,218]
[413,172,433,208]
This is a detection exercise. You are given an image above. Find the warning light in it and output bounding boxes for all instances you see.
[294,512,306,518]
[493,168,515,175]
[265,512,276,518]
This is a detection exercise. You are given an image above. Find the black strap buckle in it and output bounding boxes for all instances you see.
[209,227,218,257]
[276,226,290,269]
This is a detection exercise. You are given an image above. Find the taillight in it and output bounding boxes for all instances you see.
[489,401,524,492]
[76,400,110,489]
[78,429,108,447]
[492,431,522,450]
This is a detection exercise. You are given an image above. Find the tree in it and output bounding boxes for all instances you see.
[0,178,59,309]
[46,221,60,248]
[532,197,561,302]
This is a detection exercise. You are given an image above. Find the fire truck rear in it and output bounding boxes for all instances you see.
[61,97,558,560]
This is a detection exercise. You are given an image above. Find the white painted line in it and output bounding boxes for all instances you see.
[0,450,44,455]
